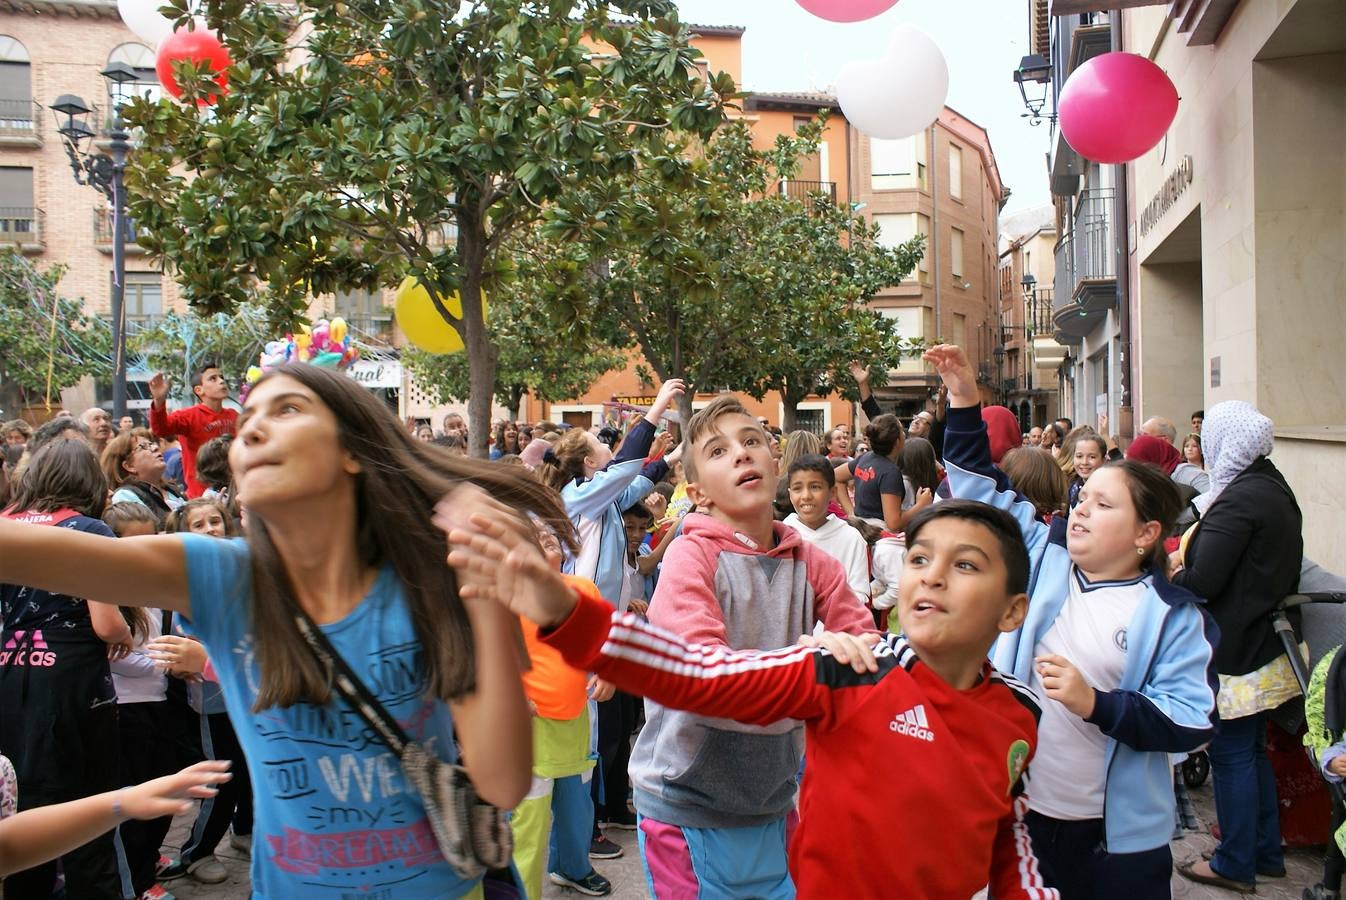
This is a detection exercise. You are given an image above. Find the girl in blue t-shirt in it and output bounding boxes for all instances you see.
[0,364,572,899]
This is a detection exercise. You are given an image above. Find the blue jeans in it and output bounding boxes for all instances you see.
[1208,711,1284,883]
[548,773,596,880]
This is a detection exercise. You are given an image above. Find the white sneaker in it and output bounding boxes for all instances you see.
[187,855,227,884]
[228,831,252,857]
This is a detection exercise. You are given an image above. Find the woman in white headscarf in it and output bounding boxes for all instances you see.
[1173,401,1304,894]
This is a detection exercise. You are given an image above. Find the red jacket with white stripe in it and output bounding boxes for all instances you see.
[544,585,1059,900]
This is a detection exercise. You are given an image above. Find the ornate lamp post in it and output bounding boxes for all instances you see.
[50,62,139,420]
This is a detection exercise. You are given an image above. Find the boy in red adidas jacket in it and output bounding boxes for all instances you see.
[443,494,1060,900]
[148,365,237,498]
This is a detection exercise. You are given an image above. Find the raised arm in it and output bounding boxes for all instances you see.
[0,519,190,613]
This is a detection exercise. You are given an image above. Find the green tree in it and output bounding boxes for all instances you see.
[403,230,626,420]
[128,303,287,403]
[540,116,924,426]
[0,250,111,418]
[122,0,730,455]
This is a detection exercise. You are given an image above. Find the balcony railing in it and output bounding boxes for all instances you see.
[1053,188,1115,309]
[94,208,150,252]
[0,206,44,250]
[0,98,41,141]
[778,180,838,204]
[1029,288,1055,334]
[340,313,396,344]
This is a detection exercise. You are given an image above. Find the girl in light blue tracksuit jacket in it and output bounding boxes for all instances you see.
[927,344,1217,900]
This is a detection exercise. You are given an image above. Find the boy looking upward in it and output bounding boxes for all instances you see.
[784,454,871,608]
[620,397,874,897]
[441,493,1058,899]
[148,365,237,498]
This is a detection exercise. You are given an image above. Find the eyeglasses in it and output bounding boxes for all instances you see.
[134,441,158,452]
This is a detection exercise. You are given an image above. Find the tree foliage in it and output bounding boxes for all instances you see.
[0,250,111,417]
[128,303,283,403]
[535,116,925,427]
[122,0,730,453]
[403,228,626,420]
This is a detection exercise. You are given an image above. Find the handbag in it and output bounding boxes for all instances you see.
[291,609,513,879]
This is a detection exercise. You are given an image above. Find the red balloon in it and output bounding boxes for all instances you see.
[156,26,231,105]
[1058,52,1178,164]
[795,0,898,23]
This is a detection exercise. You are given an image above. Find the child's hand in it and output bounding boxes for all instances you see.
[848,361,870,386]
[922,345,979,409]
[149,372,170,404]
[913,487,933,509]
[587,674,615,703]
[647,379,687,423]
[799,631,881,674]
[1328,756,1346,778]
[436,485,577,629]
[1035,654,1096,718]
[626,598,649,617]
[650,431,673,459]
[147,635,207,675]
[106,639,133,663]
[120,760,231,821]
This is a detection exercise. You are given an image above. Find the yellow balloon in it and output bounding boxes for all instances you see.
[329,317,348,345]
[393,276,487,355]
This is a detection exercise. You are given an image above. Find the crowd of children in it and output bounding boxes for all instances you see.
[0,345,1335,900]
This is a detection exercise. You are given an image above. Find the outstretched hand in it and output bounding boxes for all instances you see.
[847,361,870,385]
[121,760,232,821]
[922,345,979,409]
[649,379,687,424]
[434,485,578,629]
[798,630,881,673]
[148,372,170,405]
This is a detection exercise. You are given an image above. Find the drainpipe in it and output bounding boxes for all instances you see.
[930,124,942,343]
[1111,11,1134,440]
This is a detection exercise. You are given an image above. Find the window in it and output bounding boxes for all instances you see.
[952,313,966,349]
[873,213,930,281]
[951,227,964,277]
[793,407,825,435]
[334,286,384,319]
[122,272,162,318]
[108,43,161,108]
[948,144,963,200]
[879,306,927,373]
[870,136,925,190]
[0,36,32,131]
[0,166,34,237]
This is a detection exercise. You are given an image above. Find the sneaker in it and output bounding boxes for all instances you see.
[588,836,623,860]
[549,870,613,896]
[602,809,638,830]
[1304,886,1341,900]
[140,885,177,900]
[156,858,188,881]
[228,831,252,857]
[186,855,228,884]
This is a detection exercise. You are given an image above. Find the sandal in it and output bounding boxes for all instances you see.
[1178,860,1256,894]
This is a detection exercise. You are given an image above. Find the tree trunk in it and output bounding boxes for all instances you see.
[454,205,496,459]
[675,391,694,434]
[0,374,24,423]
[506,385,524,424]
[780,381,800,432]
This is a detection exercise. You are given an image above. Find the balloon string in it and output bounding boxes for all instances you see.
[43,278,60,410]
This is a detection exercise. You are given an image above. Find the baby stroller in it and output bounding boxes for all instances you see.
[1272,592,1346,806]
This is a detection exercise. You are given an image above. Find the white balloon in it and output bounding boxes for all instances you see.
[118,0,176,46]
[835,25,950,140]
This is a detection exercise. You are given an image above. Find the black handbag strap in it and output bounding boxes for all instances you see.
[292,607,413,759]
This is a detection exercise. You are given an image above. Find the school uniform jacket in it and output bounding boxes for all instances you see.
[943,404,1220,854]
[545,582,1058,900]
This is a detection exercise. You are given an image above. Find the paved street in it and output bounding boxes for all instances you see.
[150,781,1325,899]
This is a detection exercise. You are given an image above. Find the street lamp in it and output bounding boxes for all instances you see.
[1013,54,1054,126]
[1020,273,1037,397]
[50,61,139,420]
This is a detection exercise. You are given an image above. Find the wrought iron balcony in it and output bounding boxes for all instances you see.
[778,180,838,204]
[0,98,42,144]
[0,206,44,251]
[1053,188,1117,340]
[94,207,149,253]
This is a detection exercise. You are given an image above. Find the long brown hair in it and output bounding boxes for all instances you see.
[244,364,576,711]
[102,500,160,641]
[537,428,592,492]
[5,438,107,518]
[1001,447,1068,519]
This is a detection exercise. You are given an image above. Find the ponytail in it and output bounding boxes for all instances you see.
[538,429,591,492]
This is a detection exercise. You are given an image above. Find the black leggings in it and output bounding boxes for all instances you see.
[592,691,639,823]
[180,712,252,863]
[1025,810,1173,900]
[117,701,179,896]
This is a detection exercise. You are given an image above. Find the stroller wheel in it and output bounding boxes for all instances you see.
[1182,751,1211,788]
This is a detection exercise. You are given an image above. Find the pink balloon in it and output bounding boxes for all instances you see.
[795,0,898,23]
[1058,52,1178,164]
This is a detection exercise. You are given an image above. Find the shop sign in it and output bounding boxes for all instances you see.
[1139,155,1194,237]
[348,360,401,389]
